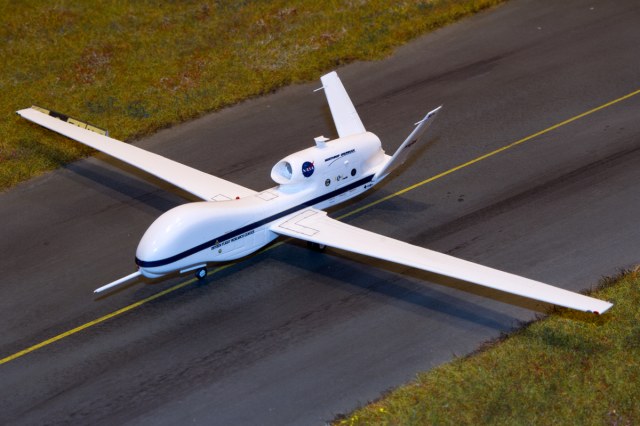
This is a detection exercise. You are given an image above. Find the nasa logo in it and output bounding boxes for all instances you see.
[302,161,315,178]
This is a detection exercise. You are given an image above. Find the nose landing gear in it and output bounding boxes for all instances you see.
[195,267,208,280]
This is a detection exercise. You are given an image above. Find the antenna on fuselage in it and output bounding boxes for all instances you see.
[314,136,329,148]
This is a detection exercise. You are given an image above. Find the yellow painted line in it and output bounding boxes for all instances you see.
[2,88,639,366]
[339,88,640,220]
[0,265,233,365]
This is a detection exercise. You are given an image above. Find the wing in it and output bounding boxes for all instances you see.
[320,72,366,138]
[17,106,256,201]
[271,208,613,314]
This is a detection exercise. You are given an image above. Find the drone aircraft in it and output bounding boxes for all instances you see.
[18,71,612,314]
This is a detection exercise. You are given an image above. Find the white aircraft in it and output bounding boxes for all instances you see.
[17,71,612,314]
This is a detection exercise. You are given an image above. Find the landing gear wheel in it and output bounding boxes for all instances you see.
[307,242,327,252]
[195,267,207,280]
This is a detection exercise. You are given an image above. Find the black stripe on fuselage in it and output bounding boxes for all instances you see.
[135,174,375,268]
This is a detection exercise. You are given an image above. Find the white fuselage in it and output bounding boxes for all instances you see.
[135,132,388,278]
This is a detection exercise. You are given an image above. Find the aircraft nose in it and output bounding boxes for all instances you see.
[134,202,207,273]
[135,229,173,271]
[134,201,224,276]
[135,235,159,264]
[135,205,188,268]
[135,235,171,278]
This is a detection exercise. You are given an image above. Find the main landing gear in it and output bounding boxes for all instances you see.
[195,267,208,280]
[307,242,327,252]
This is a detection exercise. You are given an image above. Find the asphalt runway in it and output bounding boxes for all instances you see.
[2,0,640,424]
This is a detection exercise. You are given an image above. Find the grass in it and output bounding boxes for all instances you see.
[0,0,504,191]
[336,268,640,425]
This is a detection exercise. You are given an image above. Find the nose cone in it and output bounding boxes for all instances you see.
[135,202,212,270]
[135,200,252,276]
[135,211,182,266]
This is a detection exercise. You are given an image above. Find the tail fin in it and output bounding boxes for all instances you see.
[319,72,366,138]
[373,106,442,181]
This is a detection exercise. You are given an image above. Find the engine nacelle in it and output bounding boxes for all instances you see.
[270,132,384,186]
